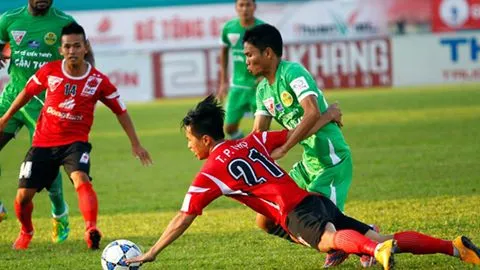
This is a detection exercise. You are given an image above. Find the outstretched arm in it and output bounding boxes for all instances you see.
[126,212,197,265]
[116,112,153,166]
[0,90,33,131]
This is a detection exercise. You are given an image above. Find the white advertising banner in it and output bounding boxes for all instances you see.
[94,52,154,102]
[71,0,388,52]
[393,31,480,86]
[0,53,154,102]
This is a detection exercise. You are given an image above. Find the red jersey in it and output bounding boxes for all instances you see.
[25,60,126,147]
[181,130,309,230]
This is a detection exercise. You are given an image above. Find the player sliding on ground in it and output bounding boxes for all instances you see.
[126,95,480,269]
[0,22,152,250]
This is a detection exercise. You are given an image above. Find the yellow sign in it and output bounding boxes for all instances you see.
[281,91,293,107]
[44,32,57,45]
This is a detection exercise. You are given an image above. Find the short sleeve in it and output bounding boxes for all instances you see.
[99,77,127,115]
[252,130,289,154]
[254,84,271,117]
[285,64,320,102]
[220,22,229,47]
[180,172,222,215]
[25,65,49,96]
[0,12,9,43]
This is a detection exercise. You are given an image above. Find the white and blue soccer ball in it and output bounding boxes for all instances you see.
[101,239,143,270]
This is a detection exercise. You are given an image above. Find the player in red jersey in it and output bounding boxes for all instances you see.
[126,96,479,269]
[0,23,152,250]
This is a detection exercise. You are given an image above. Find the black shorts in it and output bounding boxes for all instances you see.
[18,141,92,191]
[286,195,371,249]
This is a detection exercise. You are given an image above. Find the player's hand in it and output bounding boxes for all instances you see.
[216,83,228,103]
[326,102,343,128]
[125,251,156,265]
[132,145,153,166]
[270,146,288,160]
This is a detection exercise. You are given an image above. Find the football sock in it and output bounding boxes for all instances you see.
[14,200,34,233]
[229,130,244,140]
[393,231,454,256]
[267,224,295,243]
[76,182,98,230]
[48,173,67,216]
[333,230,377,255]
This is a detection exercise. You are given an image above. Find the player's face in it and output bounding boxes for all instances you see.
[29,0,53,12]
[60,34,88,66]
[244,41,267,76]
[235,0,256,21]
[185,126,210,160]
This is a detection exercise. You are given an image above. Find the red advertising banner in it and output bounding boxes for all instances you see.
[433,0,480,32]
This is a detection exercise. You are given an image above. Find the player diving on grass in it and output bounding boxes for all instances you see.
[0,0,95,244]
[126,95,480,269]
[0,22,152,250]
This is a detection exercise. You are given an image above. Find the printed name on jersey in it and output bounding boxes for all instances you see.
[280,91,294,107]
[263,97,276,116]
[58,97,76,111]
[289,76,310,96]
[11,31,26,45]
[81,76,102,96]
[79,152,90,164]
[47,76,64,92]
[227,33,240,46]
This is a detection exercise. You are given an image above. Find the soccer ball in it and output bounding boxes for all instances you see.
[101,239,143,270]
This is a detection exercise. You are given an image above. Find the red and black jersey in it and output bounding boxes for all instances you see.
[25,60,126,147]
[181,130,309,230]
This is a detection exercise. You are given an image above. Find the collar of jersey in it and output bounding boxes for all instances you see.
[61,59,91,80]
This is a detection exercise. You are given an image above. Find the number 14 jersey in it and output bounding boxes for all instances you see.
[181,130,308,229]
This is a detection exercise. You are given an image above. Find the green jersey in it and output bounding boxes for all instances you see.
[256,60,351,169]
[0,6,74,110]
[221,18,264,89]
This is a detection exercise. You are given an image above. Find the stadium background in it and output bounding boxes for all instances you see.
[0,1,479,269]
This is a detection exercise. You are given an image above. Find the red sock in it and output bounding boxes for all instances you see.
[394,231,453,256]
[76,182,98,230]
[333,230,378,255]
[14,200,34,233]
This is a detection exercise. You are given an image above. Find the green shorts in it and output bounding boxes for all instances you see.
[289,155,353,212]
[225,86,256,125]
[0,90,40,139]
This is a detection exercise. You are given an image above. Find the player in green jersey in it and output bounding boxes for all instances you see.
[0,0,94,244]
[243,24,364,267]
[218,0,264,139]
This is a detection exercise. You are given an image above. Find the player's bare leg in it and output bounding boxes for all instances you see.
[256,213,296,242]
[12,188,37,250]
[71,171,101,249]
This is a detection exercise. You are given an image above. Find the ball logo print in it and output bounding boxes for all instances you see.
[440,0,469,27]
[44,32,57,45]
[101,240,143,270]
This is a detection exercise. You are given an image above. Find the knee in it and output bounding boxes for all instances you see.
[256,214,276,232]
[16,190,34,206]
[318,222,337,252]
[70,171,90,189]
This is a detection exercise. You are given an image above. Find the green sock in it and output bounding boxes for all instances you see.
[48,173,67,217]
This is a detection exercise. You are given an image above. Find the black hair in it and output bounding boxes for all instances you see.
[243,24,283,57]
[61,22,86,42]
[236,0,255,3]
[182,95,225,140]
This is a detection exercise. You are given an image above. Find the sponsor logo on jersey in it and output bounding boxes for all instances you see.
[11,31,26,45]
[227,33,241,46]
[280,91,294,107]
[80,152,90,164]
[44,32,57,45]
[81,76,102,96]
[27,40,40,49]
[47,76,64,92]
[289,76,310,96]
[275,103,284,112]
[263,97,276,116]
[58,97,76,110]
